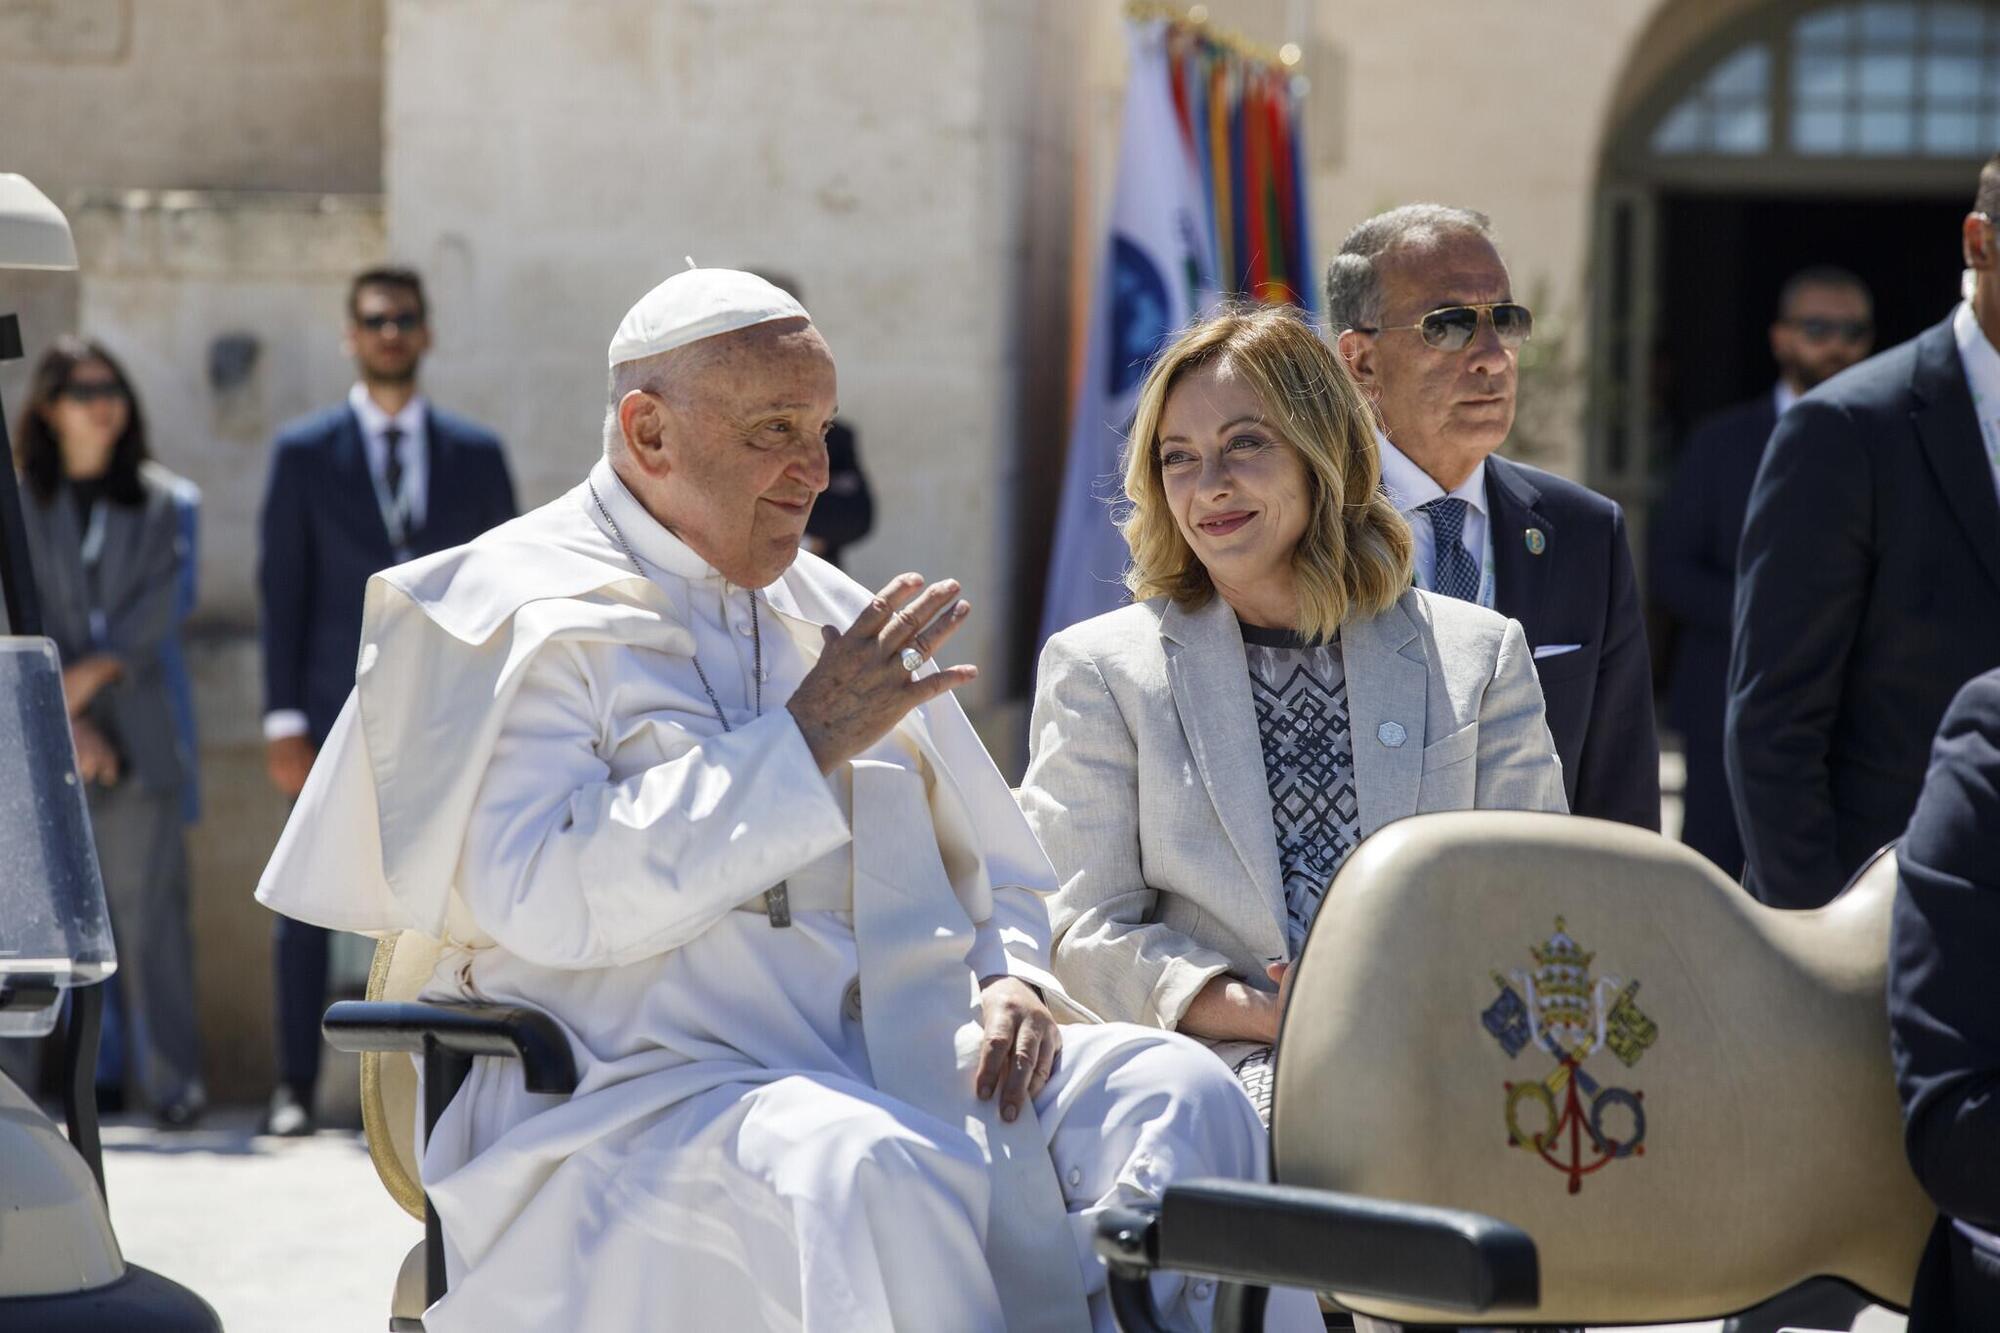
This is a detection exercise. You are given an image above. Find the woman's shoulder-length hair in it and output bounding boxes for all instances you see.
[13,335,152,508]
[1117,304,1413,643]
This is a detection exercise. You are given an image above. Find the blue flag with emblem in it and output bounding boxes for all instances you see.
[1038,18,1218,645]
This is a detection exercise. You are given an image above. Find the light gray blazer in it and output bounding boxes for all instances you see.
[1019,586,1566,1031]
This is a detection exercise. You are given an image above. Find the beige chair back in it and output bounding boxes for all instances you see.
[1272,812,1930,1326]
[358,931,442,1222]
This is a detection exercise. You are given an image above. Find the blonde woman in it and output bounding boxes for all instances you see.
[1020,306,1565,1118]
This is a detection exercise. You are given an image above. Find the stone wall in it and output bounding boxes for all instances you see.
[74,193,387,624]
[383,0,1086,742]
[0,0,385,198]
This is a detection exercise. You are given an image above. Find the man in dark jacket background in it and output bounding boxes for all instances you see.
[1729,155,2000,911]
[257,266,516,1134]
[1652,267,1873,880]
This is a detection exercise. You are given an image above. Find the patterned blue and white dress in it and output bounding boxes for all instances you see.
[1230,622,1363,1120]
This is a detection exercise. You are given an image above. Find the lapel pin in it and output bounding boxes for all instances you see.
[1378,721,1407,748]
[1524,527,1547,556]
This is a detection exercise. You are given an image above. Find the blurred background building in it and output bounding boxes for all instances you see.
[2,0,1994,1101]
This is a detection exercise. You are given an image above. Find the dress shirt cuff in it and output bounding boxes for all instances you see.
[263,710,311,742]
[1151,954,1236,1031]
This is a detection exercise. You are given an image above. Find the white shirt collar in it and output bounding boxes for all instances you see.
[1774,380,1800,417]
[348,382,426,440]
[1953,300,2000,408]
[586,455,731,585]
[1374,427,1487,517]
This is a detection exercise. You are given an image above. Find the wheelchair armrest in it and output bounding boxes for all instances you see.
[1095,1178,1537,1332]
[322,999,579,1096]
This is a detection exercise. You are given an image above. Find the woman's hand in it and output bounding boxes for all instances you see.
[61,654,123,717]
[1179,961,1296,1045]
[1263,960,1297,1039]
[71,717,121,787]
[974,975,1061,1123]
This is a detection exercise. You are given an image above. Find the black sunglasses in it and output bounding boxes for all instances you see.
[1355,302,1533,352]
[357,312,425,334]
[1788,316,1872,344]
[58,381,127,404]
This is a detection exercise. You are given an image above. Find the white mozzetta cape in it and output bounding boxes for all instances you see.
[258,464,1068,985]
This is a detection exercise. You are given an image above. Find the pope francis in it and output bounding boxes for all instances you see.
[256,269,1315,1332]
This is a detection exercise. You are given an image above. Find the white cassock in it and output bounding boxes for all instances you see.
[258,457,1318,1332]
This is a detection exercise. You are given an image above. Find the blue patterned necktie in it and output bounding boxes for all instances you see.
[1421,496,1481,603]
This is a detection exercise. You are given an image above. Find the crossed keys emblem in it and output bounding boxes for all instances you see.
[1480,917,1658,1195]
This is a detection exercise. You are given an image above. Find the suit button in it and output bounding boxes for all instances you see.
[1066,1165,1084,1189]
[1378,721,1407,748]
[841,979,863,1023]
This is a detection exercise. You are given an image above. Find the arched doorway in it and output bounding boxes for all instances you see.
[1589,0,2000,515]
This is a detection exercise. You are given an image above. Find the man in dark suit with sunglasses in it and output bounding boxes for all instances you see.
[256,265,517,1135]
[1652,268,1874,882]
[1730,154,2000,914]
[1331,204,1660,829]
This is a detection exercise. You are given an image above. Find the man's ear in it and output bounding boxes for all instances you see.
[1964,212,1996,270]
[618,390,672,476]
[1336,328,1379,394]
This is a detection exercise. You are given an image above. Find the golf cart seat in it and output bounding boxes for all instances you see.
[1100,812,1934,1330]
[322,931,577,1333]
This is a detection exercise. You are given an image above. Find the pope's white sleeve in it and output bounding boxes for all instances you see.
[967,884,1067,1004]
[455,640,850,969]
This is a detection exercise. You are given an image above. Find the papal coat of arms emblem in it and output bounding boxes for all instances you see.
[1480,917,1658,1194]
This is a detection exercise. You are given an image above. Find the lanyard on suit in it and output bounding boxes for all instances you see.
[80,500,110,649]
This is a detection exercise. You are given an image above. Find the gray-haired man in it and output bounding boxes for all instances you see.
[1328,205,1660,830]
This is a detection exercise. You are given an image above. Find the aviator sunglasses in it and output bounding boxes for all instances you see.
[1356,301,1533,352]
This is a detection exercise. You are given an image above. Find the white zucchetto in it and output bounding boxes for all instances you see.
[608,267,811,368]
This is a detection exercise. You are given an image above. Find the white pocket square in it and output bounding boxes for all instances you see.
[1532,643,1584,660]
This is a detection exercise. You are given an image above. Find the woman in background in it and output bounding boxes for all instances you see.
[15,336,205,1127]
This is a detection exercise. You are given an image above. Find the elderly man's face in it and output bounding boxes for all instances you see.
[643,321,837,588]
[1346,232,1518,471]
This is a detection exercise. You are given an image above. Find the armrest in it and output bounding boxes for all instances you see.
[322,999,579,1096]
[1095,1179,1537,1333]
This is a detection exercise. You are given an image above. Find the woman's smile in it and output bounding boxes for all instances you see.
[1195,510,1257,537]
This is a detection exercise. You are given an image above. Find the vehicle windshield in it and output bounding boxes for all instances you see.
[0,636,117,1036]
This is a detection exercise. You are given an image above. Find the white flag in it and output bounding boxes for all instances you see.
[1039,19,1217,646]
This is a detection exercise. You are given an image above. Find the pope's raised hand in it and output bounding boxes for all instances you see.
[786,572,977,773]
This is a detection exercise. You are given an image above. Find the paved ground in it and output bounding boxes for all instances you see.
[98,1102,1906,1333]
[103,1108,418,1332]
